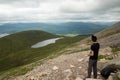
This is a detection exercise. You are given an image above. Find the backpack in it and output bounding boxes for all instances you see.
[101,64,118,79]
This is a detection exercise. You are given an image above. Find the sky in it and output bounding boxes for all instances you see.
[0,0,120,23]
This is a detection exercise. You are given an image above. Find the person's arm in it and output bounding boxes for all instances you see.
[88,50,94,56]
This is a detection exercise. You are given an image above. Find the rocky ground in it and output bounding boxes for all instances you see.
[9,43,120,80]
[13,51,96,80]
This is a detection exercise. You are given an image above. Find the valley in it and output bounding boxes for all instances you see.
[0,22,113,35]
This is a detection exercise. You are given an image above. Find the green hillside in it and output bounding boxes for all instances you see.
[0,30,57,71]
[0,30,57,56]
[0,30,86,75]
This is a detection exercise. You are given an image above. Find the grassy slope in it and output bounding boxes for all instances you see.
[0,30,87,76]
[96,22,120,48]
[0,30,58,71]
[96,22,120,39]
[81,22,120,45]
[0,30,57,56]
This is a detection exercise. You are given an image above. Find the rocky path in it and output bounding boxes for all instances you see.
[13,50,104,80]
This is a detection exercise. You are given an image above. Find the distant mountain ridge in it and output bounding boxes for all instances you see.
[0,22,112,35]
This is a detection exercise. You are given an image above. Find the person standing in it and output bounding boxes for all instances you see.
[87,35,100,79]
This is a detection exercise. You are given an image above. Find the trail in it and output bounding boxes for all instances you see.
[12,43,118,80]
[13,49,105,80]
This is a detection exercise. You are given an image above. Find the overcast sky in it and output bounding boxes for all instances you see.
[0,0,120,23]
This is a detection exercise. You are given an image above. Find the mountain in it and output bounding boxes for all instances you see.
[0,30,86,76]
[95,22,120,47]
[7,22,119,80]
[0,22,119,80]
[0,22,112,35]
[95,22,120,79]
[79,22,120,47]
[96,22,120,38]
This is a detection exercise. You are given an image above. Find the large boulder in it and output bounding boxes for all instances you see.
[101,64,120,79]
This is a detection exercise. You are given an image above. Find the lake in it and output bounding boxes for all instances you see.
[31,37,63,48]
[0,33,9,38]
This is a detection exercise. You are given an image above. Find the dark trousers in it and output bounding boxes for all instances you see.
[87,59,97,78]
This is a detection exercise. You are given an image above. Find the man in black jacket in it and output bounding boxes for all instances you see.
[87,35,100,79]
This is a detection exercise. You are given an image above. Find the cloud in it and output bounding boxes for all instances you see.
[60,0,120,13]
[0,0,40,8]
[0,0,120,23]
